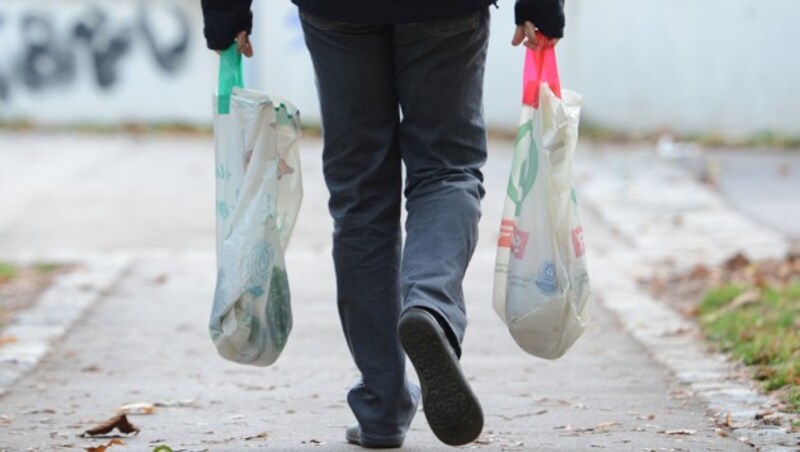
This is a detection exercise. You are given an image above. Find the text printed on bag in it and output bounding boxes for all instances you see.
[571,226,585,258]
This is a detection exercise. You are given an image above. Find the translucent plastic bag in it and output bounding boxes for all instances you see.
[493,44,591,359]
[209,46,302,366]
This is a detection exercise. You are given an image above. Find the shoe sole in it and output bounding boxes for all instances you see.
[398,309,483,446]
[346,427,403,449]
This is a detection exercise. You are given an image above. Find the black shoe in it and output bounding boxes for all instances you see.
[398,308,483,446]
[345,423,404,449]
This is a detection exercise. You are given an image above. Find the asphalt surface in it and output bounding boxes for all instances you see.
[710,149,800,239]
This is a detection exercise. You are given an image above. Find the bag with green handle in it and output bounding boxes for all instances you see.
[209,45,303,366]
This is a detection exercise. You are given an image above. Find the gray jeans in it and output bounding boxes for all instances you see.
[301,7,490,442]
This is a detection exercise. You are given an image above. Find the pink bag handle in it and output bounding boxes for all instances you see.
[522,32,562,108]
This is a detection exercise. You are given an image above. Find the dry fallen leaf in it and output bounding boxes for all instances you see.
[555,422,619,434]
[701,290,761,323]
[724,253,750,271]
[154,398,196,408]
[84,438,124,452]
[0,336,18,348]
[665,429,696,435]
[116,402,155,415]
[593,421,620,431]
[690,264,711,280]
[649,276,667,295]
[80,414,140,437]
[244,431,269,441]
[23,409,56,415]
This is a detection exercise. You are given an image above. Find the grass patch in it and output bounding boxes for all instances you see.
[32,262,65,274]
[699,283,800,412]
[0,262,74,331]
[0,262,18,283]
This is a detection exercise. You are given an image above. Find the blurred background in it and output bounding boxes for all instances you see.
[1,0,799,139]
[2,0,798,237]
[0,1,799,449]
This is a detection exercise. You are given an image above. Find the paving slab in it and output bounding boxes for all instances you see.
[0,133,791,451]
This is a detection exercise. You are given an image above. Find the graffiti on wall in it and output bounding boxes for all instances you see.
[0,3,192,102]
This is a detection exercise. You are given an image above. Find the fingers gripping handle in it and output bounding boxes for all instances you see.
[218,44,244,115]
[522,33,561,108]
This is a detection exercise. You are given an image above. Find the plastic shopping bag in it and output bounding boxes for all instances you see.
[209,46,302,366]
[492,43,591,359]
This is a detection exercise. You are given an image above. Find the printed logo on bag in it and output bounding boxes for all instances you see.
[216,164,230,180]
[278,158,295,179]
[247,285,265,298]
[535,261,558,294]
[511,227,529,260]
[498,219,514,248]
[216,201,230,219]
[571,227,586,258]
[248,243,274,287]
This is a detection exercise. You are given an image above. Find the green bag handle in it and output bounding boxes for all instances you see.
[218,44,243,115]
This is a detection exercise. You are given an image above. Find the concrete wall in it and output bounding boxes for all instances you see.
[2,1,799,137]
[0,0,216,125]
[556,0,800,138]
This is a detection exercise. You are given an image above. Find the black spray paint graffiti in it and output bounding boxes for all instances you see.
[0,4,191,102]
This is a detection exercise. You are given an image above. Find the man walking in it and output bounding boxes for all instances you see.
[201,0,565,447]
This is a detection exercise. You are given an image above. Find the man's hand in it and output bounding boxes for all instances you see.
[235,30,253,57]
[214,30,254,57]
[512,21,559,49]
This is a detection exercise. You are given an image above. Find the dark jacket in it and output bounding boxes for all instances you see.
[290,0,495,25]
[201,0,565,51]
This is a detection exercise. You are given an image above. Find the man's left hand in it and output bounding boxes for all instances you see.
[511,21,559,49]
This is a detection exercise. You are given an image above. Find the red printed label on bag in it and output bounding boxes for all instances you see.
[512,227,529,260]
[498,219,514,248]
[571,226,585,258]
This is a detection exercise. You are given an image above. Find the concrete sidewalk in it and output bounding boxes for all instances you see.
[0,134,795,451]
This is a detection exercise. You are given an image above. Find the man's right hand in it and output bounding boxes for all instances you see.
[235,31,253,57]
[216,31,253,57]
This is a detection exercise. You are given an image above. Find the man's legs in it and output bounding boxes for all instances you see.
[394,9,490,361]
[393,8,491,445]
[301,13,419,446]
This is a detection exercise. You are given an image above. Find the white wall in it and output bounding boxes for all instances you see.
[2,0,799,137]
[0,0,216,125]
[556,0,800,138]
